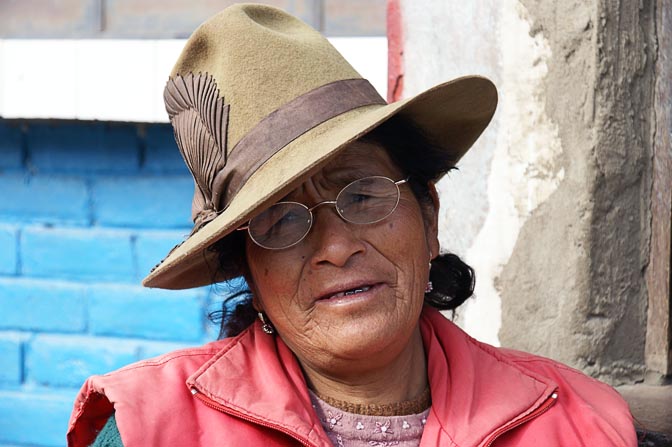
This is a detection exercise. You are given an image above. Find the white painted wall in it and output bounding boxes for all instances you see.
[0,37,387,122]
[401,0,564,345]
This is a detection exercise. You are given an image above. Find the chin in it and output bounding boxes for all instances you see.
[320,317,416,361]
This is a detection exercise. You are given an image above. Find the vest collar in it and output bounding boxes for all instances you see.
[187,307,558,447]
[419,307,558,446]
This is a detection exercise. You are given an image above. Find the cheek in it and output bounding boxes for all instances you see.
[382,202,432,292]
[246,244,304,312]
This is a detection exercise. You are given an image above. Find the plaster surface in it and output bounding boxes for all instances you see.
[401,0,564,345]
[401,0,653,383]
[498,0,653,384]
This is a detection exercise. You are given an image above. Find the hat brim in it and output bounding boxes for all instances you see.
[143,75,497,289]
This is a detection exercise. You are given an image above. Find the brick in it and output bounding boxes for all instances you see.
[0,174,89,225]
[28,121,139,173]
[21,227,134,282]
[0,121,23,169]
[93,175,193,228]
[0,0,100,38]
[137,340,198,359]
[0,226,18,275]
[143,124,189,173]
[0,333,23,385]
[0,278,86,333]
[134,230,187,279]
[26,334,138,388]
[323,0,387,36]
[0,389,78,446]
[89,284,205,342]
[103,0,318,38]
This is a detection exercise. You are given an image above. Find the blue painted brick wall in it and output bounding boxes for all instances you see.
[28,122,139,173]
[0,333,23,385]
[0,389,80,446]
[26,334,140,388]
[0,226,18,274]
[0,174,89,225]
[143,124,187,173]
[22,226,135,282]
[88,285,206,341]
[0,278,86,333]
[93,175,193,227]
[0,121,22,170]
[0,119,226,447]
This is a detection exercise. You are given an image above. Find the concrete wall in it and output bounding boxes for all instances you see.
[0,120,217,446]
[396,0,658,385]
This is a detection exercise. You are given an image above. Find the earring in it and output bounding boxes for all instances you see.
[258,312,275,335]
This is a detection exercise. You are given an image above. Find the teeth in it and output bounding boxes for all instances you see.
[343,286,371,296]
[327,285,372,300]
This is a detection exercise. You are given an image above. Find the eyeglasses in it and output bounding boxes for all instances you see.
[240,176,408,250]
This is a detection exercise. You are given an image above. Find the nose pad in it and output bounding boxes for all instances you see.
[307,205,365,268]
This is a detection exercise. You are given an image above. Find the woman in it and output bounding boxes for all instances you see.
[67,4,636,446]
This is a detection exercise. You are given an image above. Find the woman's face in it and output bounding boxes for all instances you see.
[245,141,439,375]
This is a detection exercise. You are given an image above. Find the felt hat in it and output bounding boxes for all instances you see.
[143,3,497,289]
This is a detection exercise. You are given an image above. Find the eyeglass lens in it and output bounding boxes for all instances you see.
[248,176,401,249]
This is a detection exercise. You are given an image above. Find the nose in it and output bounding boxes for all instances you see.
[307,206,366,268]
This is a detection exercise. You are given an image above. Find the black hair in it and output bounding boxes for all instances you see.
[209,115,475,338]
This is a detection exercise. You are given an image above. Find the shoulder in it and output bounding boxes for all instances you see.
[497,346,622,401]
[82,337,236,401]
[496,346,636,444]
[68,338,235,447]
[112,339,232,375]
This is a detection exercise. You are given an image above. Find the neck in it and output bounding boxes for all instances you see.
[300,326,427,406]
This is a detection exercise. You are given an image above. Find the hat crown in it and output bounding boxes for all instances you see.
[170,3,361,150]
[146,4,497,290]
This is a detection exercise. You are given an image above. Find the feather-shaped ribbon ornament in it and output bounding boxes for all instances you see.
[164,73,230,234]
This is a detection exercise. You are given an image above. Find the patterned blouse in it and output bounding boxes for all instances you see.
[310,391,430,447]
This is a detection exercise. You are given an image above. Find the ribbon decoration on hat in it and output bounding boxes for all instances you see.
[164,73,386,234]
[164,73,229,231]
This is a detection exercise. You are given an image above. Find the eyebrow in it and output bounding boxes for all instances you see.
[323,166,377,183]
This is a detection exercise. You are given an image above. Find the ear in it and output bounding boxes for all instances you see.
[252,297,263,313]
[245,275,264,312]
[241,258,264,312]
[424,182,441,259]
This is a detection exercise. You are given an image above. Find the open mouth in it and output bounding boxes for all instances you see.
[328,285,372,300]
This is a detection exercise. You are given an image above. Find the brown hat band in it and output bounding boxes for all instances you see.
[180,77,387,232]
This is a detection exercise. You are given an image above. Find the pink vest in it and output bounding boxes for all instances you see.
[68,307,636,446]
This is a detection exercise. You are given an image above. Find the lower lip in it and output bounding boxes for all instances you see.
[316,283,384,307]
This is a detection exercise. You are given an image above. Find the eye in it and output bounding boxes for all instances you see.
[345,192,374,204]
[336,176,400,223]
[251,203,308,235]
[275,208,303,225]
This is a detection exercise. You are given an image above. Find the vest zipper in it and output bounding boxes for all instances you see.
[483,391,558,447]
[190,387,317,447]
